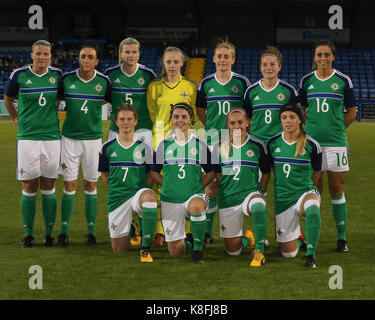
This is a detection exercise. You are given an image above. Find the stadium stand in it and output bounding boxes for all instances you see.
[1,46,375,112]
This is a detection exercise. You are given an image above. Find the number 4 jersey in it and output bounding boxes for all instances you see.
[59,69,111,140]
[299,69,356,147]
[5,65,62,140]
[267,132,322,214]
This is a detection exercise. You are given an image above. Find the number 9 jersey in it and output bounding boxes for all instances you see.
[299,69,356,147]
[267,132,322,215]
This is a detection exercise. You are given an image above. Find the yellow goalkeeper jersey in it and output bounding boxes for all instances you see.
[147,75,198,148]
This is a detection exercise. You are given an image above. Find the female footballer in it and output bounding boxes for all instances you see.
[215,108,270,267]
[299,40,357,253]
[267,104,322,268]
[99,104,158,263]
[196,39,251,245]
[150,103,215,264]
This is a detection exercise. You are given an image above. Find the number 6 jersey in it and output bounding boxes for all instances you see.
[267,132,322,215]
[5,65,62,140]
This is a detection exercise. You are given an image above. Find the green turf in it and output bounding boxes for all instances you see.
[0,120,374,300]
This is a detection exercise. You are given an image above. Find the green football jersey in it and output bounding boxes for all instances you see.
[5,65,62,140]
[98,137,152,213]
[243,79,298,143]
[197,72,250,146]
[105,63,156,132]
[299,69,356,147]
[152,134,214,203]
[59,69,111,140]
[216,134,270,209]
[267,132,322,215]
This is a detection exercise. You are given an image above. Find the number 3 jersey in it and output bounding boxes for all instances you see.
[299,69,356,147]
[214,134,270,209]
[59,69,111,140]
[99,137,153,213]
[151,134,214,203]
[5,65,62,140]
[267,132,322,215]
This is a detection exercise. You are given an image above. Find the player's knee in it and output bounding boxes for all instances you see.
[22,179,39,193]
[64,180,78,192]
[187,197,206,213]
[140,190,157,203]
[84,180,97,192]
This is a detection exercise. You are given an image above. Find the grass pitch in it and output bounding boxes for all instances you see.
[0,120,374,300]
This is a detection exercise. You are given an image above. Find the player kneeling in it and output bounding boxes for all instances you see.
[267,104,322,268]
[215,109,270,267]
[150,103,216,264]
[99,104,158,262]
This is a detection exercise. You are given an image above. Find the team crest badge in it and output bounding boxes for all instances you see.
[331,83,339,91]
[134,151,142,159]
[277,93,285,101]
[180,91,188,98]
[190,148,198,156]
[232,86,239,93]
[49,77,56,84]
[299,149,306,156]
[137,77,145,85]
[95,84,103,92]
[246,149,254,158]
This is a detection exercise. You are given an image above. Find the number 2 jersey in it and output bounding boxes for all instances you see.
[214,134,270,209]
[151,133,214,203]
[5,65,62,140]
[299,69,356,147]
[267,132,322,215]
[59,69,111,140]
[98,137,153,213]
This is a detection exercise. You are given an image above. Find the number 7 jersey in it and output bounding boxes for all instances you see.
[299,69,356,147]
[59,69,111,140]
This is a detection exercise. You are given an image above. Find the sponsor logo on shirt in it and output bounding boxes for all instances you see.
[114,78,121,84]
[69,84,76,89]
[308,84,315,90]
[254,95,260,101]
[275,147,281,153]
[111,152,117,157]
[26,79,32,85]
[208,88,215,93]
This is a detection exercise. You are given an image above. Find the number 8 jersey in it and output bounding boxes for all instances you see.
[267,132,322,215]
[299,69,356,147]
[5,65,62,140]
[59,69,111,140]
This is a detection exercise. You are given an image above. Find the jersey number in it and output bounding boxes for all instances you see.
[233,165,240,180]
[265,109,272,124]
[121,167,129,182]
[38,92,47,106]
[316,98,329,113]
[125,93,133,104]
[218,101,230,115]
[177,164,185,179]
[80,99,89,114]
[283,163,291,178]
[335,152,348,167]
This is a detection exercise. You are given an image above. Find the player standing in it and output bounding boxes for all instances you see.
[215,108,269,267]
[267,104,322,268]
[150,103,215,264]
[243,46,298,144]
[196,40,251,245]
[105,37,156,144]
[299,40,357,252]
[99,104,158,262]
[57,41,111,246]
[4,40,62,247]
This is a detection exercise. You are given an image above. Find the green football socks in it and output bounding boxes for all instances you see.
[85,191,98,236]
[250,200,268,253]
[21,192,36,237]
[205,196,218,234]
[61,190,75,235]
[331,194,347,241]
[190,212,207,251]
[141,202,158,248]
[41,189,56,236]
[305,203,321,258]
